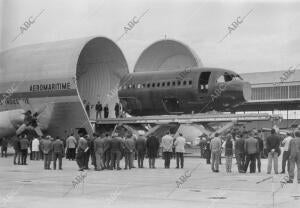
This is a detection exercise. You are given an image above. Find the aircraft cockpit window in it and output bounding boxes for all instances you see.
[224,73,234,82]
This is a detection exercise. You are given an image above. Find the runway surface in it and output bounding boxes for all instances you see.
[0,151,299,208]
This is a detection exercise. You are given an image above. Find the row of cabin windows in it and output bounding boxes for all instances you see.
[122,80,193,90]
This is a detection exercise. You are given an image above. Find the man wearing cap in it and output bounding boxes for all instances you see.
[266,129,281,174]
[287,130,300,183]
[136,131,147,168]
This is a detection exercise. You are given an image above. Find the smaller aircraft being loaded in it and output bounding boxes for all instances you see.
[94,67,277,140]
[118,67,251,116]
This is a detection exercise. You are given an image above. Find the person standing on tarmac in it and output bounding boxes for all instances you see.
[174,133,186,169]
[76,134,88,171]
[103,133,111,169]
[146,135,160,169]
[136,131,147,168]
[210,133,222,172]
[110,133,123,170]
[161,131,174,169]
[52,136,64,170]
[42,135,53,170]
[124,132,135,170]
[94,133,105,171]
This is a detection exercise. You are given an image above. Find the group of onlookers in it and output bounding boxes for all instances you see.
[200,128,300,183]
[2,126,299,184]
[74,130,185,171]
[9,134,65,170]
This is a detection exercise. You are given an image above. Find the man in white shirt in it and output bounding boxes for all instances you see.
[66,133,77,160]
[174,133,186,169]
[161,131,174,168]
[281,133,293,174]
[32,137,40,160]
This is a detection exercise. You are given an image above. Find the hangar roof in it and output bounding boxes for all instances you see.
[241,69,300,85]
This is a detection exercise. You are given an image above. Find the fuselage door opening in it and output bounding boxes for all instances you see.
[198,71,211,95]
[120,97,142,115]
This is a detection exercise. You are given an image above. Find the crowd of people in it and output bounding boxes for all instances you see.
[1,126,299,183]
[199,128,300,183]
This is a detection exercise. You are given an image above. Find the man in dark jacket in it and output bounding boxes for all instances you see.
[244,132,259,173]
[104,104,109,118]
[94,133,105,171]
[146,135,160,168]
[13,136,21,165]
[124,132,135,169]
[255,132,264,172]
[110,134,123,170]
[95,101,103,120]
[204,138,211,164]
[20,134,29,165]
[136,132,147,168]
[266,129,281,174]
[1,137,8,157]
[114,103,120,118]
[103,133,111,169]
[52,136,64,170]
[90,134,97,170]
[235,134,245,173]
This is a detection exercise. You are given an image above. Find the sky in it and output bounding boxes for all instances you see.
[1,0,300,74]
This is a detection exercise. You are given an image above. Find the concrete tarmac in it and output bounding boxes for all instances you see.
[0,152,299,208]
